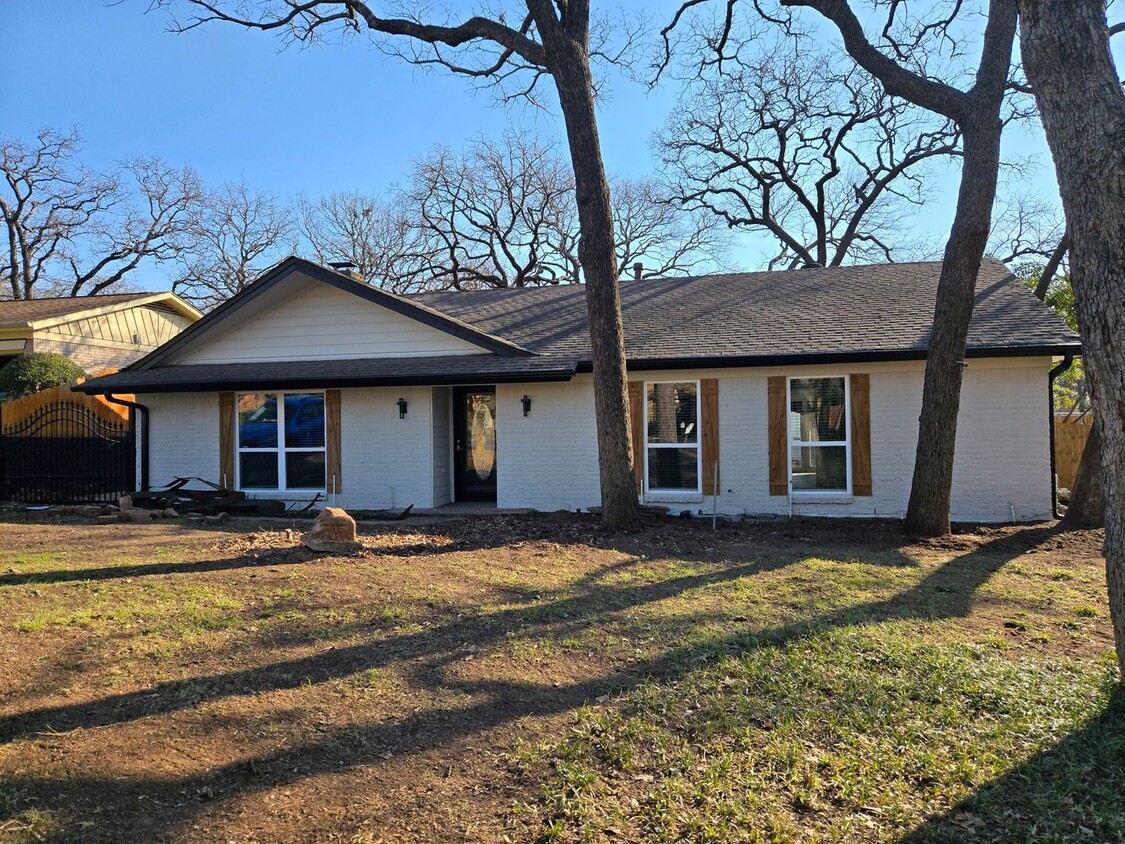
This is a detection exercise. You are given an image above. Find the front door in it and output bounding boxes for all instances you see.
[453,386,497,502]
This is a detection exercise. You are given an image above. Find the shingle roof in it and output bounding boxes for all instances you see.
[0,292,192,327]
[76,257,1079,394]
[411,258,1078,363]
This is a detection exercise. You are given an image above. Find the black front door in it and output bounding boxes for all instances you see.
[453,386,497,502]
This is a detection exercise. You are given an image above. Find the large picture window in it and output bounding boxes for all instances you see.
[645,381,700,492]
[237,392,326,491]
[788,377,849,492]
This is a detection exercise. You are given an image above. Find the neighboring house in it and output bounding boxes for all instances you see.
[77,256,1080,522]
[0,292,201,373]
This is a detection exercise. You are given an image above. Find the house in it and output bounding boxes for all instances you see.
[0,292,201,374]
[76,256,1080,522]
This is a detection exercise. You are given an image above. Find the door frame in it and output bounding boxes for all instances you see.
[452,385,498,503]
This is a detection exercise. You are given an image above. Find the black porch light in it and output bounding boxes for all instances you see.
[521,395,532,417]
[397,397,408,418]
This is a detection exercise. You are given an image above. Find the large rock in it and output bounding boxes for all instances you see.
[302,507,361,553]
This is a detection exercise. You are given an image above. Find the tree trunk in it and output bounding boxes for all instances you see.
[904,118,1004,536]
[1063,423,1105,528]
[1020,0,1125,680]
[546,39,643,531]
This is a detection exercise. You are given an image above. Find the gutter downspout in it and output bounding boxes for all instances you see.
[1047,354,1075,519]
[104,394,149,492]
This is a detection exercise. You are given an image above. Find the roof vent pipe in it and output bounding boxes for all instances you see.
[328,260,364,284]
[633,262,644,281]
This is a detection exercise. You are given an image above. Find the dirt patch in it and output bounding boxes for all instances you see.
[0,512,1110,842]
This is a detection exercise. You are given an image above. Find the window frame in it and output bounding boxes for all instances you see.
[235,390,328,493]
[643,379,703,496]
[786,375,852,496]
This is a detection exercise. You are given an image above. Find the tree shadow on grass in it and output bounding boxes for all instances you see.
[899,688,1125,843]
[0,521,1079,842]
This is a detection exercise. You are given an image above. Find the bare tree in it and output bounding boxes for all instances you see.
[402,134,722,288]
[1,128,201,299]
[297,191,424,292]
[1019,0,1125,680]
[660,38,961,268]
[165,0,647,528]
[172,181,295,309]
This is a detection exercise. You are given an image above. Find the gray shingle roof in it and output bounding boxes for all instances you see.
[76,257,1079,394]
[411,258,1078,362]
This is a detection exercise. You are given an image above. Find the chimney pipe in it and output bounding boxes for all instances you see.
[632,262,643,281]
[328,260,364,283]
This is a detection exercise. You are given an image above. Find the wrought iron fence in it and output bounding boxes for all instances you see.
[0,400,135,504]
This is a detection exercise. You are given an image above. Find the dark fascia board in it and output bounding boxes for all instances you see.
[133,257,532,370]
[75,367,577,395]
[588,343,1084,373]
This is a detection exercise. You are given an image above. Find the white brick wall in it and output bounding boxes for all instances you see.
[137,356,1055,522]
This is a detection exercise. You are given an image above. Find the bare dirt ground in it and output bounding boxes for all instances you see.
[0,512,1110,843]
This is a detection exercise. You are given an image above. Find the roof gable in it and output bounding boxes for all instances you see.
[138,258,531,369]
[0,292,200,330]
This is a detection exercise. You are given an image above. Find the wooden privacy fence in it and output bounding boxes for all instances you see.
[0,378,131,435]
[1055,414,1093,490]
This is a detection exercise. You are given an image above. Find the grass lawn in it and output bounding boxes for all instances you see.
[0,512,1118,843]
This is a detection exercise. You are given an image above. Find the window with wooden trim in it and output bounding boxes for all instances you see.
[788,376,850,493]
[645,381,701,493]
[236,392,326,491]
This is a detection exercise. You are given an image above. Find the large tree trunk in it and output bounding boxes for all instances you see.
[1020,0,1125,680]
[1063,423,1105,528]
[904,118,1004,536]
[545,37,643,531]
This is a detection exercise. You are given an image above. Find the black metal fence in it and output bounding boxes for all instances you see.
[0,400,135,504]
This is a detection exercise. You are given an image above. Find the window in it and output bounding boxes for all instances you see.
[645,381,700,492]
[788,377,849,492]
[237,392,326,491]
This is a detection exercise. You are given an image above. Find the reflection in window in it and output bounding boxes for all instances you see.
[646,382,700,492]
[237,392,326,491]
[789,377,849,491]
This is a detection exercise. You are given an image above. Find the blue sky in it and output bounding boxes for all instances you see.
[4,0,1066,291]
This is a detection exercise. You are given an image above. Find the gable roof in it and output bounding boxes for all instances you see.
[134,257,532,368]
[0,291,201,329]
[76,257,1079,395]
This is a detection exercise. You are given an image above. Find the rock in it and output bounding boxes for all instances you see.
[120,509,158,523]
[203,512,230,525]
[96,514,120,525]
[161,508,179,519]
[76,505,103,517]
[117,495,134,512]
[302,507,360,553]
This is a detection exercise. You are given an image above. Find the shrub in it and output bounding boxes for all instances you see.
[0,353,85,398]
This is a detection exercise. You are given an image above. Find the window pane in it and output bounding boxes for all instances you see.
[789,377,847,443]
[239,394,278,448]
[647,382,698,443]
[240,452,278,489]
[286,451,326,489]
[285,393,325,448]
[791,445,847,490]
[648,447,699,491]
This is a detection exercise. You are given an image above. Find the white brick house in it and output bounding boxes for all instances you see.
[78,257,1080,523]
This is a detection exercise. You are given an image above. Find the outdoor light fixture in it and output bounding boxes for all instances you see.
[521,395,532,417]
[397,397,408,418]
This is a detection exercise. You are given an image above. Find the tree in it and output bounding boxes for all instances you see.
[172,181,295,309]
[0,353,85,397]
[167,0,650,529]
[696,0,1019,536]
[659,36,960,268]
[1,128,202,299]
[401,133,720,289]
[298,191,424,292]
[1018,0,1125,679]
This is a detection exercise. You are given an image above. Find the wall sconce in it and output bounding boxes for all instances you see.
[521,395,532,417]
[397,397,408,418]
